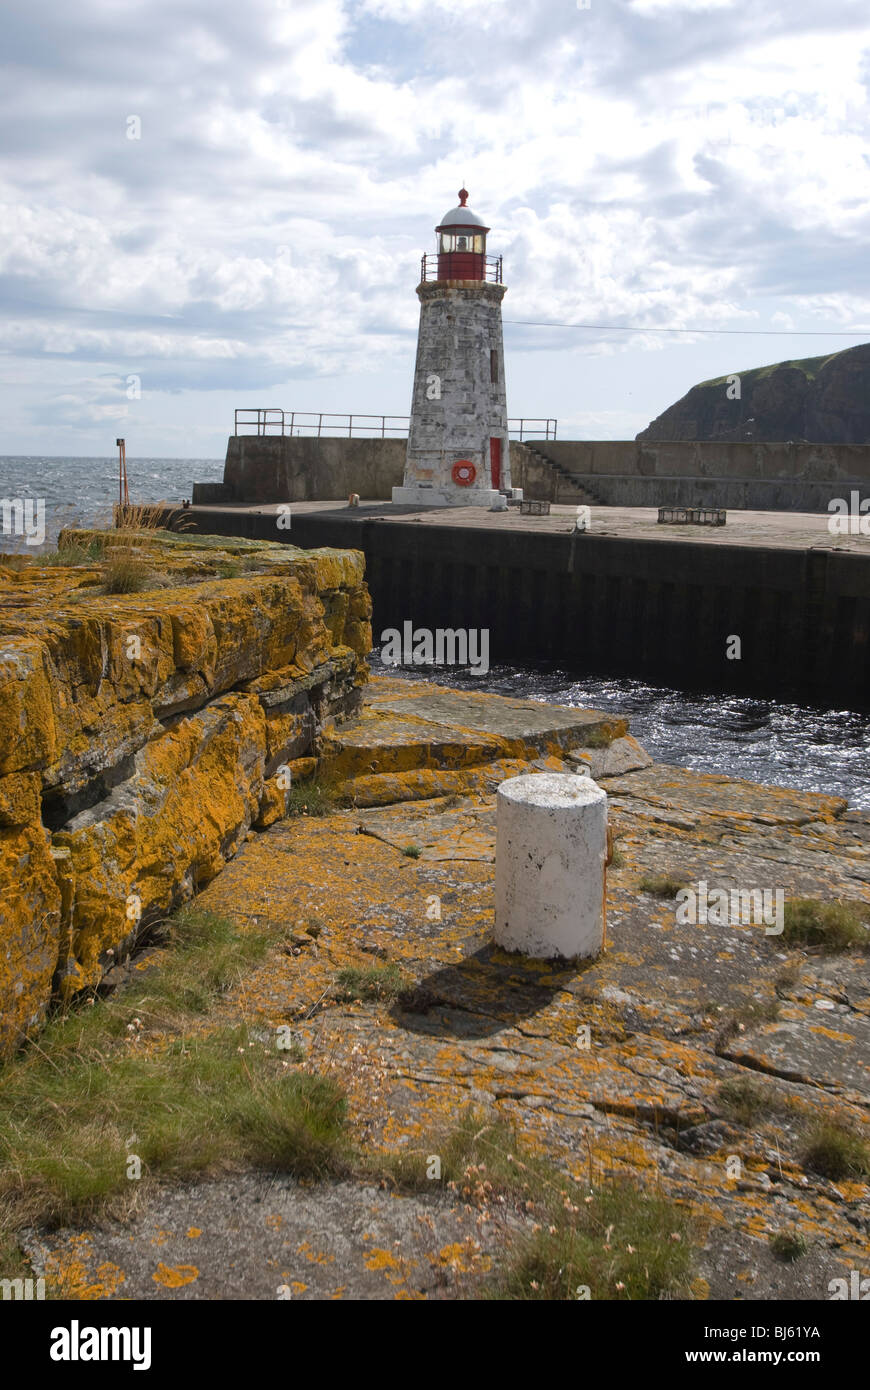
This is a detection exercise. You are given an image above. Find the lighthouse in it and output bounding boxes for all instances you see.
[392,189,513,508]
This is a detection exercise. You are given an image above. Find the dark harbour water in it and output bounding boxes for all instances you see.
[385,662,870,811]
[2,456,868,810]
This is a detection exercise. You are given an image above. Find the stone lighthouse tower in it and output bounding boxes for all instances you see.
[392,189,512,507]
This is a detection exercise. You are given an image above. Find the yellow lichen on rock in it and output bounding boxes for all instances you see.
[0,530,372,1054]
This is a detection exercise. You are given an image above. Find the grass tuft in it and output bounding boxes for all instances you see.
[102,550,157,594]
[800,1119,870,1181]
[121,906,272,1028]
[333,964,404,1003]
[713,999,781,1054]
[112,502,193,534]
[639,873,686,899]
[716,1076,792,1126]
[769,1230,808,1263]
[782,898,868,953]
[492,1183,693,1300]
[39,538,106,567]
[283,776,345,818]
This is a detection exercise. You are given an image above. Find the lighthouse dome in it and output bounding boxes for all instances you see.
[437,187,488,229]
[439,203,486,227]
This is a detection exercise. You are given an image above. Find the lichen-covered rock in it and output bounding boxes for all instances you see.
[53,694,267,994]
[0,531,372,1053]
[0,822,62,1053]
[0,636,58,775]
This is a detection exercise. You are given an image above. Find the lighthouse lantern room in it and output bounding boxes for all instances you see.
[392,189,513,508]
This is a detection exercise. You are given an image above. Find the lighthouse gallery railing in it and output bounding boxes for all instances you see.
[233,410,557,442]
[420,253,503,284]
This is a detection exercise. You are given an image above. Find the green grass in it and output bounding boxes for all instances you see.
[0,908,349,1260]
[402,844,422,859]
[774,959,803,996]
[699,351,841,390]
[102,551,156,594]
[769,1230,808,1263]
[211,556,264,578]
[491,1183,694,1300]
[781,898,868,953]
[38,538,106,567]
[716,1076,793,1126]
[118,906,272,1027]
[372,1110,695,1300]
[333,963,404,1003]
[0,1029,347,1226]
[717,1080,868,1186]
[639,873,686,899]
[800,1120,870,1181]
[283,776,346,817]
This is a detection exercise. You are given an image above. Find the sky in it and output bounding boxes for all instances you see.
[1,0,869,458]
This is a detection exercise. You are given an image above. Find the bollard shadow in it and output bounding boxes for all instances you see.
[390,942,597,1040]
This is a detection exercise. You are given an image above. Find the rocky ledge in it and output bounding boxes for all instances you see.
[0,530,371,1051]
[15,674,870,1301]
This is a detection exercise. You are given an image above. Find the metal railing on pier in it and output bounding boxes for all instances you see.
[511,419,558,442]
[234,410,557,442]
[233,409,408,439]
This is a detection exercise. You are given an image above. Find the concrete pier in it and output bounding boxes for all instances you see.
[164,499,870,709]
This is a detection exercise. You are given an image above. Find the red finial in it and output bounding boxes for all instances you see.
[458,187,469,206]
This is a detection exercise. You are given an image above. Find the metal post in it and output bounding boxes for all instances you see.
[116,438,128,508]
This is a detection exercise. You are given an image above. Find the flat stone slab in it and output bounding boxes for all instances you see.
[366,679,627,744]
[22,1175,516,1301]
[722,1006,870,1096]
[320,677,639,802]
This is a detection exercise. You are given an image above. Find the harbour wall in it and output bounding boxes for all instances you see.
[519,440,870,511]
[194,436,870,513]
[172,506,870,710]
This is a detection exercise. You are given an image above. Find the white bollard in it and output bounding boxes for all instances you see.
[494,773,607,960]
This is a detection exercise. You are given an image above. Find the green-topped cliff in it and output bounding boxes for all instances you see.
[638,342,870,443]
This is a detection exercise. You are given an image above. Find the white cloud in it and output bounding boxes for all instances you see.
[0,0,867,452]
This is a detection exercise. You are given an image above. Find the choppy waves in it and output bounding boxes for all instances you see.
[388,663,870,810]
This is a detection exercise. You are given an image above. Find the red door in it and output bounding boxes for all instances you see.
[489,437,502,490]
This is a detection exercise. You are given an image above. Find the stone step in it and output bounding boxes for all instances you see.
[319,675,636,801]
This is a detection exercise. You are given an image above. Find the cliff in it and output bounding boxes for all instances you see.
[0,529,372,1054]
[637,342,870,443]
